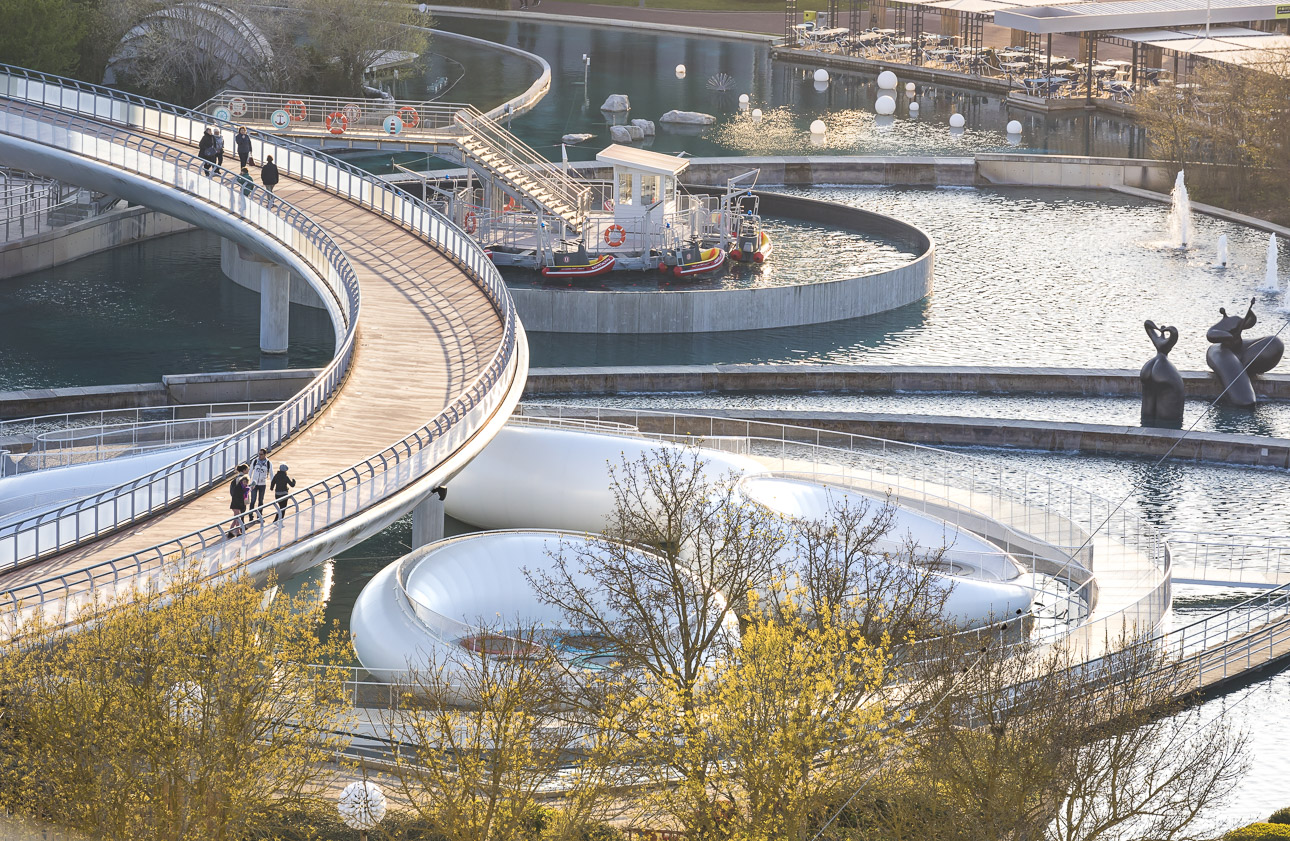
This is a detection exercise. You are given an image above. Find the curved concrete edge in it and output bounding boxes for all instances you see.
[426,6,777,42]
[0,132,348,350]
[508,191,934,334]
[522,363,1290,402]
[247,325,530,582]
[0,206,194,278]
[700,409,1290,468]
[1112,184,1290,239]
[425,27,551,121]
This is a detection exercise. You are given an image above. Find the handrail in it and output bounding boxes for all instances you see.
[0,95,361,571]
[0,402,280,440]
[0,63,518,604]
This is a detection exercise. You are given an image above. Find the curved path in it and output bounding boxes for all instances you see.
[0,68,527,617]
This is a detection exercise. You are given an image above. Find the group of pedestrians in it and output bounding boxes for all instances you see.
[197,126,281,200]
[227,448,297,537]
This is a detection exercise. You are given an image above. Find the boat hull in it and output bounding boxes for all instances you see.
[541,254,616,278]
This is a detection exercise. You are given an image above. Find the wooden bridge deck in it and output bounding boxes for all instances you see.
[0,105,506,591]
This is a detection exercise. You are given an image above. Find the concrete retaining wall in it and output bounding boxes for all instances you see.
[510,191,934,333]
[219,237,325,309]
[975,154,1175,192]
[0,206,194,278]
[0,368,323,419]
[524,364,1290,401]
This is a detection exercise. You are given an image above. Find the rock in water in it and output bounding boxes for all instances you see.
[659,109,717,125]
[630,119,656,136]
[600,94,631,112]
[626,125,645,141]
[609,124,634,143]
[561,132,594,144]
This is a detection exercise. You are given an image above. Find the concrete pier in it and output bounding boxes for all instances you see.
[411,489,446,548]
[259,263,289,354]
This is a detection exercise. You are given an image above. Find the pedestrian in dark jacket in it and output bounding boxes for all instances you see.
[260,155,280,193]
[235,127,253,168]
[228,463,249,536]
[270,463,296,523]
[198,128,215,176]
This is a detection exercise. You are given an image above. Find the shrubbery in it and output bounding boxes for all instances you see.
[1225,822,1290,840]
[1270,807,1290,825]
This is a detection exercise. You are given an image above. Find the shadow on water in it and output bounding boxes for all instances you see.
[527,296,931,367]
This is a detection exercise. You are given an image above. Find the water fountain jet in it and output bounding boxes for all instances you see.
[1167,170,1191,249]
[1260,233,1280,293]
[1215,234,1229,268]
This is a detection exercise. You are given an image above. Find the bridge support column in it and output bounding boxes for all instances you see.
[260,263,289,354]
[412,487,447,548]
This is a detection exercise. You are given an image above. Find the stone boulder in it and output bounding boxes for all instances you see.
[659,109,717,125]
[630,118,656,136]
[626,125,644,141]
[561,132,594,144]
[600,94,630,112]
[609,124,634,143]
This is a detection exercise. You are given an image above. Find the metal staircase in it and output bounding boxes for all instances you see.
[449,107,589,234]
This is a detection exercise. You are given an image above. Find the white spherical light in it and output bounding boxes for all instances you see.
[338,782,387,831]
[751,108,763,122]
[905,81,916,93]
[675,64,686,77]
[949,112,966,128]
[908,101,920,113]
[809,119,826,135]
[877,70,898,89]
[875,95,896,115]
[814,68,829,82]
[1006,119,1023,134]
[739,93,750,104]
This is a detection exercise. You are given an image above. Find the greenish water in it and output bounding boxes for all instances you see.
[0,230,334,392]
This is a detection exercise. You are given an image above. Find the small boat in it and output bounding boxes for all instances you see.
[542,245,616,278]
[730,228,772,263]
[672,244,726,277]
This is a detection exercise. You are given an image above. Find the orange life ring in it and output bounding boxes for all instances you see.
[604,224,626,247]
[464,211,478,234]
[325,111,347,134]
[284,99,306,122]
[503,196,518,212]
[397,105,420,128]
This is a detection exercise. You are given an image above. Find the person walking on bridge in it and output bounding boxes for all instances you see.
[270,463,296,523]
[235,126,253,168]
[228,463,250,537]
[248,448,272,519]
[213,129,226,168]
[261,155,280,194]
[198,128,216,176]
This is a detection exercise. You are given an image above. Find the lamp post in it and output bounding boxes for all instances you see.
[337,780,387,841]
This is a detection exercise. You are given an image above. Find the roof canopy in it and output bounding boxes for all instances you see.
[596,144,690,177]
[995,0,1284,33]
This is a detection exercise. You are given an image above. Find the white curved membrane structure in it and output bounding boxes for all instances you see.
[445,424,768,533]
[351,530,737,685]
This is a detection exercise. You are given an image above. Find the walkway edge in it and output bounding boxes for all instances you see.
[426,6,777,41]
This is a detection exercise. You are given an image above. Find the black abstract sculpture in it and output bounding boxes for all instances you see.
[1141,320,1184,427]
[1206,298,1284,408]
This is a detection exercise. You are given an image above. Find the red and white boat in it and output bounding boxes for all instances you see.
[542,248,616,278]
[672,245,726,277]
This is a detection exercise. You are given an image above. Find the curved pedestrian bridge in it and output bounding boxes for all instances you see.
[0,65,526,622]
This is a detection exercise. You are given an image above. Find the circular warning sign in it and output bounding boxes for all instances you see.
[382,115,404,136]
[212,106,232,122]
[269,109,291,130]
[229,96,248,117]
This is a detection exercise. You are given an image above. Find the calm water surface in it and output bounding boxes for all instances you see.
[530,186,1290,370]
[0,230,333,392]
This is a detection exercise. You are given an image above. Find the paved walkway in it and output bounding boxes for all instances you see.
[498,2,784,35]
[0,99,508,594]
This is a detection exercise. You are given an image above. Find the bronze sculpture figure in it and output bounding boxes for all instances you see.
[1141,320,1184,427]
[1205,298,1283,408]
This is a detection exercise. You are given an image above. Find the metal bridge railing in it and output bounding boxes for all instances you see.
[0,168,83,242]
[0,64,518,613]
[1167,530,1290,587]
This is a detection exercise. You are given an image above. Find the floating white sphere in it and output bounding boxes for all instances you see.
[875,95,896,115]
[751,108,763,122]
[877,70,898,89]
[739,93,750,104]
[337,782,387,831]
[809,119,826,135]
[1006,119,1023,134]
[814,68,829,82]
[905,81,916,93]
[908,101,920,113]
[949,113,966,128]
[675,64,686,77]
